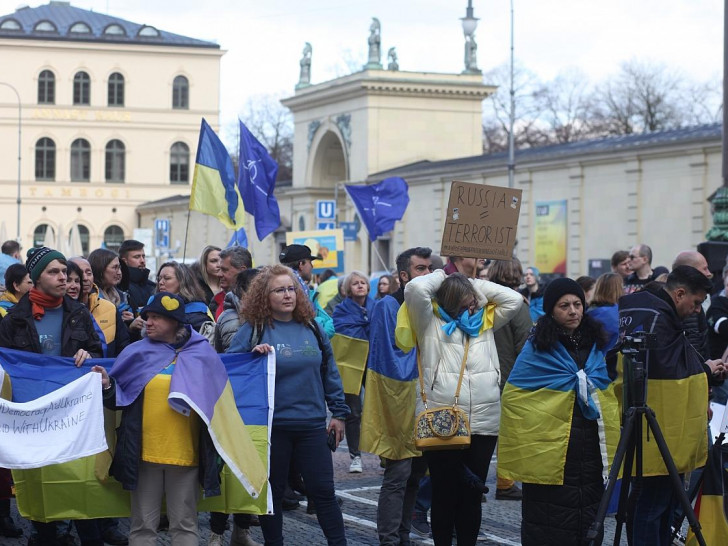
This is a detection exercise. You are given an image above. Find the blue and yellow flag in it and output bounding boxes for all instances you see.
[498,340,620,485]
[190,118,246,229]
[1,348,273,521]
[360,296,420,460]
[686,441,728,545]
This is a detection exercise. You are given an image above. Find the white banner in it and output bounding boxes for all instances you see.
[0,371,107,469]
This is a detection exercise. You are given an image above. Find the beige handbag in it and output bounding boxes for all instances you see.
[414,337,472,450]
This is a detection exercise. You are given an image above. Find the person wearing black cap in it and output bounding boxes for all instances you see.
[499,277,620,546]
[0,246,103,545]
[280,243,334,338]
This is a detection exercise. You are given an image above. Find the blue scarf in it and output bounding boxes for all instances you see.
[436,306,484,337]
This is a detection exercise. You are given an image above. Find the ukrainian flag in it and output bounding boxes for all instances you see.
[1,347,273,520]
[360,297,420,460]
[686,441,728,545]
[331,334,369,395]
[189,118,246,229]
[498,341,620,485]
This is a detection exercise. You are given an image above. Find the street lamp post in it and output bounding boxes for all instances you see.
[508,0,515,189]
[461,0,481,74]
[0,82,22,240]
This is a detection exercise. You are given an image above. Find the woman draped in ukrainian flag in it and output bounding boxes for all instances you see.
[498,278,620,546]
[404,270,522,546]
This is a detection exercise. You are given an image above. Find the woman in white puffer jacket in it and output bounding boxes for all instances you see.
[404,269,522,546]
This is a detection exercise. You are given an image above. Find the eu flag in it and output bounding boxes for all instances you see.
[189,119,245,229]
[227,227,249,249]
[238,121,281,241]
[345,177,410,241]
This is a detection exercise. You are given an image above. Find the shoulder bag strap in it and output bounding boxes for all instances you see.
[417,335,471,409]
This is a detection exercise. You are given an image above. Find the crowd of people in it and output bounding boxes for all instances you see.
[0,237,726,546]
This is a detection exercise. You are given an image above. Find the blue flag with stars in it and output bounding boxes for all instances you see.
[344,177,410,241]
[237,120,281,241]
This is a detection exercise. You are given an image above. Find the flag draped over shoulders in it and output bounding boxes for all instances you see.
[111,330,267,498]
[332,297,374,395]
[686,441,728,545]
[498,340,620,485]
[360,296,420,460]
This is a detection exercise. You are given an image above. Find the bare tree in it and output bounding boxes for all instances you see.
[531,69,595,144]
[589,59,688,135]
[482,61,547,153]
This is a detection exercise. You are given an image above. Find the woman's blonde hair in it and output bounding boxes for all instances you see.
[240,265,315,328]
[198,245,222,289]
[156,261,205,303]
[343,270,370,297]
[590,272,623,306]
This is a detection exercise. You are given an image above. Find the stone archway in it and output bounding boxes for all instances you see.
[308,130,347,188]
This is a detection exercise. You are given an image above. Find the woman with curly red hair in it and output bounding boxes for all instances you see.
[227,265,350,546]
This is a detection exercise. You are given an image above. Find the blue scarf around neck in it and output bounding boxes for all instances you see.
[437,306,484,337]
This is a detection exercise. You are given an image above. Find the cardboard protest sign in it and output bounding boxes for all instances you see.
[441,181,522,260]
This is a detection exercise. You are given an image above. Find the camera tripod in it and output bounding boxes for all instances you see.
[585,338,706,546]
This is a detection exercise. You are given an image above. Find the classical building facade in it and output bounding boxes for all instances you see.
[0,1,223,254]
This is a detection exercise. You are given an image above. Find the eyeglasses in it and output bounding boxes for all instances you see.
[270,286,297,296]
[629,255,641,260]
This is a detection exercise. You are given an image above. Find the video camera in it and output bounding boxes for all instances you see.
[619,332,657,356]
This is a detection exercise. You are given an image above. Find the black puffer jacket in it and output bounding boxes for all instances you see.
[521,332,604,546]
[0,293,102,357]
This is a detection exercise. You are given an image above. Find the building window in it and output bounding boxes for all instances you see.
[103,24,126,36]
[108,72,124,107]
[105,139,125,182]
[34,20,56,32]
[73,71,90,105]
[170,142,189,184]
[137,25,160,37]
[71,138,91,181]
[0,19,21,31]
[33,224,50,247]
[77,225,90,255]
[103,225,124,252]
[172,76,189,109]
[38,70,55,104]
[69,22,91,34]
[35,138,55,181]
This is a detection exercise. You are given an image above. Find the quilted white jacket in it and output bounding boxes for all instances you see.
[404,270,522,435]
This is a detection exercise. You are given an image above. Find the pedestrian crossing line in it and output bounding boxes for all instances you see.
[332,485,522,546]
[336,490,379,507]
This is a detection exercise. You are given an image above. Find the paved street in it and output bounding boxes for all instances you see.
[5,446,643,545]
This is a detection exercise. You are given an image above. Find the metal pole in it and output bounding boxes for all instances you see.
[0,82,22,239]
[507,0,516,189]
[723,0,728,186]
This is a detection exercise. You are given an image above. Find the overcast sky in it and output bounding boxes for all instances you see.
[2,0,723,144]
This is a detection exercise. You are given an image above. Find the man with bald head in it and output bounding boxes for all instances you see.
[671,251,712,358]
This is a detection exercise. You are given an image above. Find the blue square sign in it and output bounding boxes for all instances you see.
[317,221,336,230]
[316,200,336,220]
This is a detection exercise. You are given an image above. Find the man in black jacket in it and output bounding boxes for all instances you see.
[0,246,103,545]
[119,239,155,318]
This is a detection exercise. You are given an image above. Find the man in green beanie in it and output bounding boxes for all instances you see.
[0,246,103,545]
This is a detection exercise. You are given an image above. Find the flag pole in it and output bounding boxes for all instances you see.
[182,209,191,262]
[371,243,391,274]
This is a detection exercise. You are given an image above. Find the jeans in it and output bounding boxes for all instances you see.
[414,476,432,516]
[631,475,680,546]
[210,512,252,534]
[424,435,497,546]
[345,391,362,458]
[261,427,346,546]
[377,457,427,546]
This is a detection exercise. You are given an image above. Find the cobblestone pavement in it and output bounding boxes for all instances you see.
[6,448,654,545]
